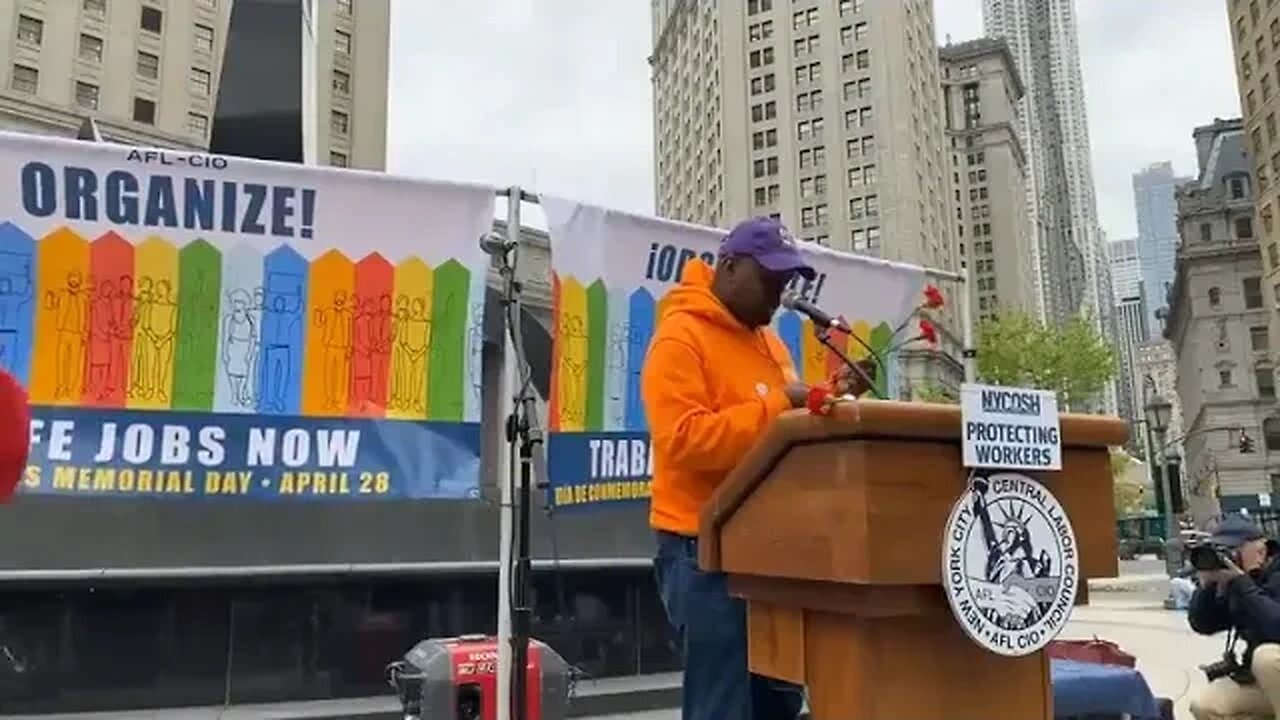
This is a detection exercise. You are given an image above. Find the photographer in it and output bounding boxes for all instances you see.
[1187,515,1280,719]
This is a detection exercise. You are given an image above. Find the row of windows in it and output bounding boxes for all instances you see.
[12,62,351,142]
[753,162,878,203]
[17,12,215,54]
[1206,277,1265,310]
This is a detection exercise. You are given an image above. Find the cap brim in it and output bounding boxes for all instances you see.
[1212,531,1264,548]
[756,250,816,280]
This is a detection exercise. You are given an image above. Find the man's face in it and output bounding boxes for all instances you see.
[717,255,792,328]
[1239,538,1269,571]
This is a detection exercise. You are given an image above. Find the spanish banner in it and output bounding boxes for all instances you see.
[541,196,926,510]
[0,132,493,501]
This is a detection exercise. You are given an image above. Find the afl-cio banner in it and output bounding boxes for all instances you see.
[541,196,925,511]
[0,132,495,501]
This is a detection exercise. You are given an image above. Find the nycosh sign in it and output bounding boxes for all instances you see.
[960,384,1062,471]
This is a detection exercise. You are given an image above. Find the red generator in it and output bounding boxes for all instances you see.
[387,635,570,720]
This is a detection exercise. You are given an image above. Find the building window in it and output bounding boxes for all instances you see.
[1200,222,1213,242]
[1253,326,1271,351]
[10,65,37,94]
[190,67,211,95]
[187,112,208,137]
[752,101,777,121]
[1220,368,1234,387]
[1238,216,1255,239]
[1230,176,1247,199]
[140,6,164,34]
[330,151,349,167]
[133,97,157,125]
[17,15,43,46]
[84,0,106,15]
[78,34,103,63]
[137,51,160,80]
[840,25,853,45]
[194,24,215,53]
[336,29,352,55]
[855,22,870,41]
[750,47,776,68]
[1246,277,1265,309]
[1260,368,1277,398]
[333,69,351,95]
[856,50,870,70]
[336,0,353,14]
[75,81,99,110]
[1209,286,1222,307]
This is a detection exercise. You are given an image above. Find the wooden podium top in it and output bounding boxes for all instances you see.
[698,399,1128,586]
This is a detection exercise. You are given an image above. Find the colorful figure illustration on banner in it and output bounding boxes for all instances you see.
[0,223,34,379]
[222,288,258,408]
[261,291,301,412]
[48,270,89,402]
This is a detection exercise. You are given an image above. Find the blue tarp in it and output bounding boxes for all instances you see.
[1052,658,1162,719]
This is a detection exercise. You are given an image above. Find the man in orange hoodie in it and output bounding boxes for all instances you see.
[643,217,865,720]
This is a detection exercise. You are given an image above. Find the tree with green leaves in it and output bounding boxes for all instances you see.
[974,311,1118,410]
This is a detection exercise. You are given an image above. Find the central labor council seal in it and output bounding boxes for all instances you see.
[941,472,1079,657]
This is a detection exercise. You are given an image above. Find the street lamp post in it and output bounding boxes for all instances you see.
[1142,376,1180,578]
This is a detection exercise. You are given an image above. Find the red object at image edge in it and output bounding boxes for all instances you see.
[0,370,29,503]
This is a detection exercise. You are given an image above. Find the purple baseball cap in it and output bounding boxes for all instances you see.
[720,217,815,280]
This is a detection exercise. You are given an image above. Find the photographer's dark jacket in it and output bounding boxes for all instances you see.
[1190,549,1280,669]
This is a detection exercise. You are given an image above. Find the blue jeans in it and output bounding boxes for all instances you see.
[653,531,805,720]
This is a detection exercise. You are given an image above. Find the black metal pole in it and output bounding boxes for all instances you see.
[511,403,536,720]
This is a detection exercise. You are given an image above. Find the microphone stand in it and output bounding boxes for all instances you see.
[813,325,888,400]
[482,190,547,720]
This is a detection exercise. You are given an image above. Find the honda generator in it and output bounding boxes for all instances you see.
[387,635,570,720]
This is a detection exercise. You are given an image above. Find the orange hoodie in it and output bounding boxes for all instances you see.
[642,259,798,536]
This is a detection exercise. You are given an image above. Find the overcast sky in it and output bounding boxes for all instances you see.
[386,1,1241,240]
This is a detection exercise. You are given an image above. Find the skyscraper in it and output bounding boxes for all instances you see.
[981,0,1107,327]
[1226,1,1280,360]
[1107,236,1147,438]
[0,0,388,169]
[650,0,962,392]
[1108,237,1143,301]
[1133,162,1192,339]
[938,38,1038,322]
[650,0,954,273]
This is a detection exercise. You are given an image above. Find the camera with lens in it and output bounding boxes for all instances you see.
[1201,650,1254,684]
[1187,538,1239,572]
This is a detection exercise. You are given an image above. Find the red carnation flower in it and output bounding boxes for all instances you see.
[918,319,938,346]
[806,385,834,416]
[923,284,945,310]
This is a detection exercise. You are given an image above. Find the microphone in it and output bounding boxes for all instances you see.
[781,291,851,334]
[780,290,889,400]
[479,231,516,257]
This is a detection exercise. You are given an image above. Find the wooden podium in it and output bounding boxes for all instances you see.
[698,400,1128,720]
